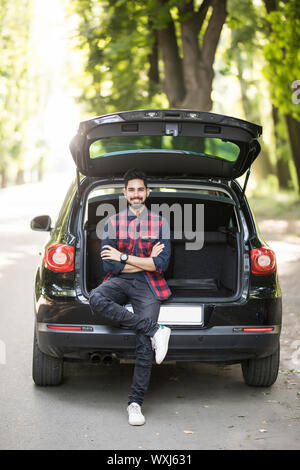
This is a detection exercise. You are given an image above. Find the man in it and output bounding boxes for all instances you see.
[89,168,171,426]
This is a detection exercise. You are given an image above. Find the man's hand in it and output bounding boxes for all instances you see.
[101,241,165,272]
[101,245,122,261]
[151,242,165,257]
[126,242,165,272]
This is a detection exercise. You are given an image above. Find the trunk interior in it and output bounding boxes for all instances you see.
[84,189,241,301]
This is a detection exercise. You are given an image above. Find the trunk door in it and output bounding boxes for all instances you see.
[70,109,262,180]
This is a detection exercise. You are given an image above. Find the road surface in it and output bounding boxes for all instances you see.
[0,176,299,450]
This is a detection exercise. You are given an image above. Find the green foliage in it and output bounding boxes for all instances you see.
[68,0,168,114]
[263,0,300,120]
[0,0,31,166]
[0,0,42,182]
[225,0,272,157]
[224,0,300,191]
[227,0,266,51]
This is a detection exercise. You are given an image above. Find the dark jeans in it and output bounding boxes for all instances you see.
[89,277,161,406]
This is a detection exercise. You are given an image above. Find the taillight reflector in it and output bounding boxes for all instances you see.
[47,325,82,331]
[43,243,75,272]
[250,247,276,275]
[243,327,274,332]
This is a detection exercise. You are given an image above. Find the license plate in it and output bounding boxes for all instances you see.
[158,305,204,325]
[125,304,204,326]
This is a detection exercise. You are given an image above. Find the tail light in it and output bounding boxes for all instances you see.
[43,243,75,272]
[47,325,82,331]
[250,247,276,275]
[243,327,274,332]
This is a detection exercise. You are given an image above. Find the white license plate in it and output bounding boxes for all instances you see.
[125,304,204,326]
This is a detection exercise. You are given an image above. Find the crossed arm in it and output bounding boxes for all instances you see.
[101,242,165,273]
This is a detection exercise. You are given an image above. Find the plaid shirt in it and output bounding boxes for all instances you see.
[101,207,171,300]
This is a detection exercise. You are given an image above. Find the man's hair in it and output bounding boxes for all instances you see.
[123,168,148,188]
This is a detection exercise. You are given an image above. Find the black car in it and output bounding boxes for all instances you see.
[31,109,281,387]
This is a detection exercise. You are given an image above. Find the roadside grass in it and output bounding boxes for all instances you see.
[247,191,300,220]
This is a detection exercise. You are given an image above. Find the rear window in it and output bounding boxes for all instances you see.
[89,136,240,162]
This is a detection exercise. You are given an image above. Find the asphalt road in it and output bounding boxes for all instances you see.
[0,177,299,450]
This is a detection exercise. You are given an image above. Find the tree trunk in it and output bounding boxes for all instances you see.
[37,157,44,182]
[157,0,227,111]
[263,0,279,15]
[272,106,291,189]
[157,17,186,107]
[16,169,24,185]
[263,0,294,190]
[182,0,227,110]
[148,23,159,98]
[1,168,7,188]
[285,114,300,193]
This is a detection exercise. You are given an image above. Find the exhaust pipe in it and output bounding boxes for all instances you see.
[89,352,115,365]
[90,352,101,363]
[101,354,114,366]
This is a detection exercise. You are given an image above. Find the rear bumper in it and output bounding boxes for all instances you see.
[36,322,281,362]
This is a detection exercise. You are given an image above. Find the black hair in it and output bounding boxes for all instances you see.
[123,168,148,188]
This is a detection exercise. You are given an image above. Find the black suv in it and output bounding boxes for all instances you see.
[31,109,281,387]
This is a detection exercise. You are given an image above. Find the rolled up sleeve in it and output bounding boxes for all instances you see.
[152,218,171,273]
[101,220,124,276]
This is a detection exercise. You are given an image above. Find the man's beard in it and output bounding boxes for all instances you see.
[128,197,146,211]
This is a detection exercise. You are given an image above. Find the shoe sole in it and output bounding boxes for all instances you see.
[155,328,171,364]
[128,419,145,426]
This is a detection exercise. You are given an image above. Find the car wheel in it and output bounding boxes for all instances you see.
[32,329,63,386]
[241,345,280,387]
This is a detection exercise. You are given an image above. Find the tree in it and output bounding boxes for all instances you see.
[226,0,276,182]
[225,0,298,190]
[155,0,227,110]
[0,0,29,185]
[68,0,228,113]
[263,0,300,192]
[0,0,42,187]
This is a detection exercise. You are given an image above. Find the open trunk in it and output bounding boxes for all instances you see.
[84,187,241,301]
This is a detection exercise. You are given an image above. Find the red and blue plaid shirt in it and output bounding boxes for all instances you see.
[101,206,171,300]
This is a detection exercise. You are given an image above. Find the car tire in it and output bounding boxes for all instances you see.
[32,329,63,386]
[241,345,280,387]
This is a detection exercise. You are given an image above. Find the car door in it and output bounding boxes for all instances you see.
[69,109,262,181]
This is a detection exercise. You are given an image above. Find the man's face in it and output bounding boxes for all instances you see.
[123,178,150,210]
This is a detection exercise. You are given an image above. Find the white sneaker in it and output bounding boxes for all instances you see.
[151,325,171,364]
[127,402,145,426]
